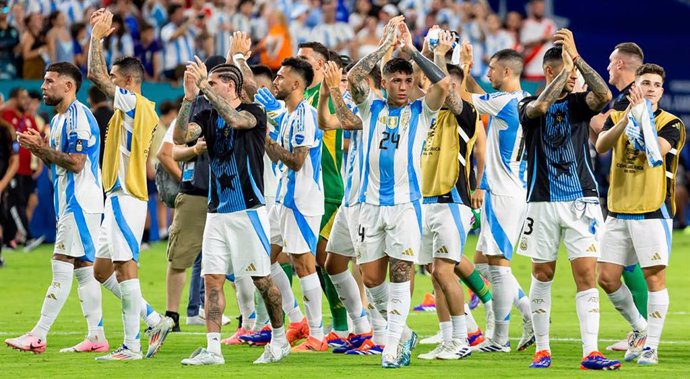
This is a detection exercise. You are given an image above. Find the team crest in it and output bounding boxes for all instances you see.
[76,140,83,152]
[519,237,528,251]
[387,116,399,129]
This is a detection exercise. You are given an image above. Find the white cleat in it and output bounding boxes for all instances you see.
[253,342,290,364]
[198,308,232,326]
[419,331,443,345]
[436,340,472,360]
[186,315,205,326]
[418,342,446,360]
[517,319,535,351]
[637,347,658,365]
[472,338,511,353]
[181,347,225,366]
[624,330,647,362]
[95,345,143,361]
[606,332,632,351]
[146,316,175,358]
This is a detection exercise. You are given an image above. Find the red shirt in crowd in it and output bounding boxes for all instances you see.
[1,108,39,176]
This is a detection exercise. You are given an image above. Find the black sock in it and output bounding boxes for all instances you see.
[142,228,150,243]
[165,311,180,331]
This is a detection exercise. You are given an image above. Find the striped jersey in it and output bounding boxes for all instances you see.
[263,117,281,201]
[341,92,363,207]
[108,87,139,197]
[472,91,529,196]
[48,100,103,217]
[160,22,197,71]
[357,93,438,206]
[275,100,324,216]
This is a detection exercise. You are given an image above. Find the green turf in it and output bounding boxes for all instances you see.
[1,234,689,378]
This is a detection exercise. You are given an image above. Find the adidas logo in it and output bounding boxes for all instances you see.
[588,308,599,313]
[390,309,402,316]
[532,308,547,314]
[245,263,256,272]
[46,293,57,300]
[651,252,662,261]
[435,246,449,255]
[304,296,310,302]
[586,244,597,253]
[402,248,414,257]
[649,311,663,319]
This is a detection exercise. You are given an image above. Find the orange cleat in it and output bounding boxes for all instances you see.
[290,336,328,352]
[286,317,309,346]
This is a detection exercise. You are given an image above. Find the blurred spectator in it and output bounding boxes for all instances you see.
[70,22,88,73]
[27,90,46,132]
[58,0,86,25]
[0,10,20,80]
[349,0,372,34]
[134,22,162,81]
[161,4,197,81]
[353,15,381,60]
[8,3,26,34]
[46,11,74,64]
[505,11,523,51]
[87,86,113,168]
[104,14,134,66]
[147,100,178,241]
[521,0,556,81]
[0,115,17,266]
[20,12,47,79]
[259,9,292,71]
[113,0,141,41]
[482,13,515,76]
[289,5,311,55]
[231,0,253,36]
[142,0,168,32]
[313,0,354,56]
[208,0,234,57]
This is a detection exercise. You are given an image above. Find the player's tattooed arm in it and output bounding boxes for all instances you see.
[87,9,116,98]
[228,31,258,100]
[389,258,414,283]
[17,129,86,173]
[577,58,612,112]
[264,140,309,171]
[197,81,257,129]
[525,49,573,119]
[433,31,464,115]
[321,61,362,130]
[253,277,284,329]
[331,87,363,130]
[172,100,202,144]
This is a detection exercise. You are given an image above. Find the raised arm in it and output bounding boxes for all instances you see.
[322,61,362,130]
[554,29,612,112]
[434,30,463,115]
[524,48,574,119]
[87,9,117,98]
[173,73,202,144]
[17,128,85,173]
[458,41,485,103]
[227,31,258,101]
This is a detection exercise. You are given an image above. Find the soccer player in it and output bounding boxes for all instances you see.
[174,59,289,365]
[459,44,534,352]
[87,9,174,360]
[6,62,107,354]
[596,64,684,365]
[264,57,327,352]
[417,31,482,361]
[347,16,449,368]
[516,29,619,370]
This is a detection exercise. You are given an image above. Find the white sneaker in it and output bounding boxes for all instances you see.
[436,340,472,360]
[624,330,647,362]
[606,332,631,351]
[517,319,535,351]
[418,342,446,360]
[186,315,205,325]
[146,316,175,358]
[253,342,290,364]
[637,347,658,365]
[198,308,232,326]
[95,345,143,361]
[472,338,511,353]
[420,331,442,345]
[181,347,225,366]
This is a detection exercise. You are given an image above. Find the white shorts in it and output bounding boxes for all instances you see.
[269,203,321,255]
[357,201,422,264]
[517,198,604,262]
[599,217,672,268]
[420,202,474,265]
[54,211,101,261]
[325,204,361,258]
[201,207,272,277]
[476,192,526,259]
[95,193,147,262]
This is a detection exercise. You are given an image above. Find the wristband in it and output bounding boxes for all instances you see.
[233,53,246,62]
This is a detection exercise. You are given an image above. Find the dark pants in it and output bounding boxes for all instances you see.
[187,251,205,317]
[5,174,35,241]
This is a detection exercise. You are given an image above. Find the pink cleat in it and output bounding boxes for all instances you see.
[222,327,252,345]
[59,337,110,353]
[5,333,46,354]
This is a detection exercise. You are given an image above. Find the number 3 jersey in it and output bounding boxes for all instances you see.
[357,93,439,206]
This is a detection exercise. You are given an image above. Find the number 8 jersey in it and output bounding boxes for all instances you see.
[357,93,439,206]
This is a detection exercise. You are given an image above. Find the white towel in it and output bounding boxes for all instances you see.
[624,99,662,168]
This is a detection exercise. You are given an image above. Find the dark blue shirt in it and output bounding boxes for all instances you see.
[134,40,162,78]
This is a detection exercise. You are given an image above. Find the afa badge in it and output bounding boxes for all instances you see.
[519,237,528,251]
[76,140,83,152]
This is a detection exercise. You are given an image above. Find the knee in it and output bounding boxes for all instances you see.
[93,269,109,283]
[362,273,384,289]
[533,268,554,282]
[574,269,596,290]
[597,270,621,293]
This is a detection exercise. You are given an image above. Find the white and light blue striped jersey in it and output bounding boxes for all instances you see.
[160,22,197,71]
[110,87,138,197]
[312,22,354,55]
[342,92,363,207]
[263,120,281,201]
[275,100,324,216]
[49,100,103,217]
[357,93,438,206]
[472,91,530,196]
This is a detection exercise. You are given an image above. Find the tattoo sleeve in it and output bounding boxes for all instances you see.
[173,100,202,144]
[348,42,393,104]
[576,58,612,112]
[264,139,309,171]
[524,69,570,119]
[234,57,258,100]
[409,49,446,84]
[330,87,362,130]
[253,277,284,329]
[199,82,257,129]
[434,52,463,115]
[389,258,413,283]
[34,147,86,173]
[87,37,116,98]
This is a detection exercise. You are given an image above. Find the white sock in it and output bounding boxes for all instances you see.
[101,273,121,298]
[271,263,303,323]
[207,332,222,356]
[142,298,162,327]
[607,284,647,332]
[271,326,287,346]
[510,273,531,322]
[384,281,411,356]
[365,290,387,346]
[489,265,513,345]
[464,303,479,333]
[32,260,74,341]
[645,289,669,350]
[120,279,142,352]
[530,276,552,353]
[299,273,323,340]
[475,263,490,281]
[439,321,452,343]
[451,315,468,342]
[74,266,105,341]
[366,282,389,321]
[575,288,599,356]
[235,276,256,330]
[330,270,370,334]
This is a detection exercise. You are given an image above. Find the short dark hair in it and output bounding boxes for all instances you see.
[446,64,465,82]
[281,57,314,88]
[250,64,275,81]
[46,62,83,93]
[159,100,177,116]
[542,46,563,67]
[88,86,107,104]
[615,42,644,62]
[112,56,145,83]
[382,58,414,76]
[28,90,41,100]
[209,64,244,96]
[636,63,665,81]
[70,22,86,40]
[491,49,524,76]
[9,87,26,99]
[298,41,329,61]
[328,50,344,69]
[204,55,227,72]
[140,22,154,33]
[167,4,183,17]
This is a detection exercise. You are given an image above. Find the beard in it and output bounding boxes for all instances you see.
[43,95,61,106]
[274,88,289,101]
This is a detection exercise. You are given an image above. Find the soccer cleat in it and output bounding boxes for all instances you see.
[624,330,647,362]
[145,316,175,358]
[468,329,485,347]
[95,345,143,361]
[517,319,536,351]
[606,332,632,351]
[240,325,272,346]
[530,350,552,368]
[420,331,442,345]
[5,333,46,354]
[180,347,224,365]
[436,340,472,360]
[290,336,328,352]
[286,318,309,346]
[186,315,205,326]
[472,338,510,353]
[325,331,349,348]
[397,330,417,367]
[413,293,436,312]
[381,353,401,369]
[253,341,290,364]
[332,332,372,353]
[580,351,621,370]
[345,338,383,355]
[417,343,446,360]
[221,327,252,345]
[59,337,109,353]
[637,347,658,365]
